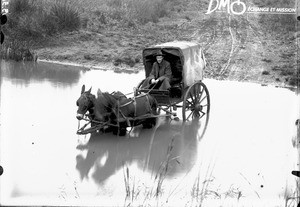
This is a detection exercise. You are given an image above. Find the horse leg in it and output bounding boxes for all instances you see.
[141,95,157,128]
[150,97,158,126]
[112,121,127,136]
[142,118,156,128]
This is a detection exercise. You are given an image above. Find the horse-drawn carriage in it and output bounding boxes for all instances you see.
[76,41,210,136]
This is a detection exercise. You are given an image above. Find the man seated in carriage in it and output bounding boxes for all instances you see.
[141,50,172,91]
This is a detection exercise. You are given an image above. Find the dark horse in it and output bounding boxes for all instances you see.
[76,85,128,131]
[76,85,157,135]
[76,85,96,121]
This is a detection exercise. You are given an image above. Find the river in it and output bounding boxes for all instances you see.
[0,60,299,206]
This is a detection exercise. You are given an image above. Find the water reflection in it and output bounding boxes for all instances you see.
[76,118,204,185]
[0,60,81,86]
[0,58,298,205]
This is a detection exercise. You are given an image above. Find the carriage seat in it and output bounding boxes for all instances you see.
[170,76,182,86]
[169,75,182,98]
[168,58,183,98]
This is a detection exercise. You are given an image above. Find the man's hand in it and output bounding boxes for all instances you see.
[151,79,159,84]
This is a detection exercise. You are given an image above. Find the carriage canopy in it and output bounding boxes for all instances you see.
[142,41,206,87]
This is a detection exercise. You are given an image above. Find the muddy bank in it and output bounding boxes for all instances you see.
[37,58,142,74]
[2,0,298,89]
[33,21,298,89]
[35,57,298,93]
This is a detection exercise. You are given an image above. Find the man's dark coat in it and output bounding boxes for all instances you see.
[142,59,172,90]
[148,59,172,81]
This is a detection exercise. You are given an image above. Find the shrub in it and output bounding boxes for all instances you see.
[6,0,81,39]
[38,11,59,35]
[49,1,81,32]
[256,0,296,34]
[8,0,36,15]
[102,0,171,24]
[272,66,281,71]
[261,58,272,63]
[6,0,43,41]
[262,70,270,75]
[287,76,299,87]
[2,0,81,61]
[82,0,173,29]
[130,0,170,24]
[16,15,43,39]
[280,69,294,76]
[107,0,122,8]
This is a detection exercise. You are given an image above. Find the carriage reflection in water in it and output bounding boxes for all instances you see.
[76,41,210,136]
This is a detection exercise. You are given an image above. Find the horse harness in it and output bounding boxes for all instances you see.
[118,93,150,117]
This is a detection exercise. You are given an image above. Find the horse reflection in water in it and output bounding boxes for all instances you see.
[76,118,205,185]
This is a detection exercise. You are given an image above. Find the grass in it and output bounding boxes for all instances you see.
[262,70,270,75]
[1,0,175,63]
[121,137,178,206]
[1,0,298,87]
[49,1,81,32]
[261,58,272,63]
[1,0,81,60]
[7,0,81,37]
[121,136,256,207]
[121,155,256,206]
[118,131,300,206]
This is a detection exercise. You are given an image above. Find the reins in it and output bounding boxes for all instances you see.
[77,88,155,131]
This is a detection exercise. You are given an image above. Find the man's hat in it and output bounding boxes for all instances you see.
[155,50,164,57]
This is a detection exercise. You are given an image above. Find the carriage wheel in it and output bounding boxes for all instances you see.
[182,81,210,122]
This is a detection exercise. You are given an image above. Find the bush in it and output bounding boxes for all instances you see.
[262,70,270,75]
[129,0,170,24]
[6,0,43,41]
[96,0,171,25]
[8,0,36,15]
[2,0,81,61]
[107,0,122,8]
[287,76,299,87]
[49,1,81,32]
[261,58,272,63]
[38,11,59,35]
[81,0,173,31]
[7,0,81,39]
[255,0,296,34]
[16,15,42,39]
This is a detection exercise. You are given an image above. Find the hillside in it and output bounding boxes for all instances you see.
[2,0,299,88]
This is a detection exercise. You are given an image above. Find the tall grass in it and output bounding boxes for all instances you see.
[6,0,81,40]
[122,137,176,206]
[253,0,297,34]
[49,1,81,32]
[1,0,81,60]
[125,0,171,24]
[85,0,173,30]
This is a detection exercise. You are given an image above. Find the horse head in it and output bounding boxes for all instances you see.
[96,89,130,124]
[92,88,118,123]
[76,85,95,120]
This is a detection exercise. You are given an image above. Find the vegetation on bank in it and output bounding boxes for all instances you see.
[0,0,180,60]
[0,0,299,87]
[1,0,81,60]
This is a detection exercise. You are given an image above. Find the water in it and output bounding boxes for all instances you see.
[0,60,299,206]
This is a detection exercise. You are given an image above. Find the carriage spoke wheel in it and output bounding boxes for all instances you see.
[183,81,210,122]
